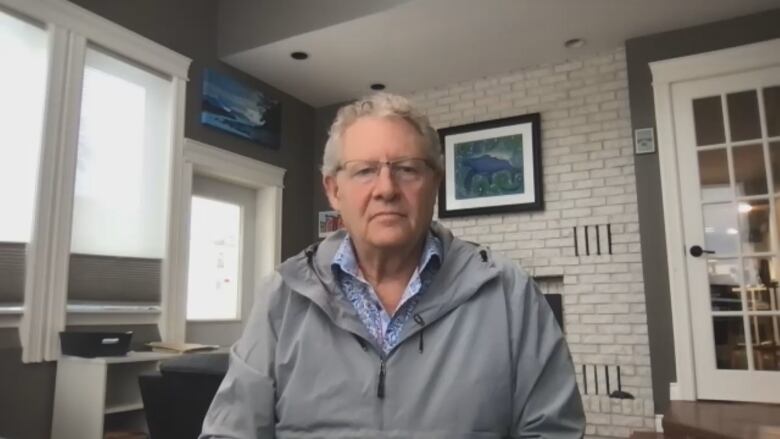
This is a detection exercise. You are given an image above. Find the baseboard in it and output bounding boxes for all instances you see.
[655,414,664,432]
[669,382,680,400]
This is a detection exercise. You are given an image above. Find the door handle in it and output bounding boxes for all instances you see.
[689,245,715,257]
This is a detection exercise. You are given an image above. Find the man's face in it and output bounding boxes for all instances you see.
[323,116,440,251]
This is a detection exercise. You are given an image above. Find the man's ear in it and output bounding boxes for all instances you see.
[323,174,340,211]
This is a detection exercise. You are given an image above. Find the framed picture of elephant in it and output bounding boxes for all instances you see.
[437,113,542,218]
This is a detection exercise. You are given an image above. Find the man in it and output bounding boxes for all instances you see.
[200,93,585,438]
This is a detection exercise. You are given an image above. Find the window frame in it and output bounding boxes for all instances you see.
[166,138,285,344]
[1,0,191,362]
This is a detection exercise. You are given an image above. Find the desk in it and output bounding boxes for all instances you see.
[51,351,180,439]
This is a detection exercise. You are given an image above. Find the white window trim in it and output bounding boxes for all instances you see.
[0,306,23,329]
[650,37,780,401]
[161,139,285,344]
[2,0,190,79]
[2,0,192,362]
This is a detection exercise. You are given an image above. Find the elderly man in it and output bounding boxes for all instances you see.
[201,93,584,438]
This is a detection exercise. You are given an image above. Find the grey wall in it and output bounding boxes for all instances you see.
[0,1,318,437]
[312,103,344,238]
[625,8,780,414]
[0,329,56,439]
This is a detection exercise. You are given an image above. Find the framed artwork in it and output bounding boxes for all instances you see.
[201,69,281,148]
[318,211,344,238]
[438,113,543,218]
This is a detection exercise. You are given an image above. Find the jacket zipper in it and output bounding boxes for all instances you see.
[377,359,386,399]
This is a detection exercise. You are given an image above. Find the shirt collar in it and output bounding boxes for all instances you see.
[331,230,442,279]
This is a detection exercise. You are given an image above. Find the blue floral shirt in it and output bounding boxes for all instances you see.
[332,232,442,355]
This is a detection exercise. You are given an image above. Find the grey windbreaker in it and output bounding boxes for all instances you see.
[201,222,585,438]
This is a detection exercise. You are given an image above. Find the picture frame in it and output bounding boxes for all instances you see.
[634,127,655,155]
[201,69,282,148]
[438,113,543,218]
[318,210,344,238]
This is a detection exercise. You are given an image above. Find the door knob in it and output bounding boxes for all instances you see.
[689,245,715,257]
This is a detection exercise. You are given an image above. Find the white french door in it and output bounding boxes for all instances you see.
[671,62,780,403]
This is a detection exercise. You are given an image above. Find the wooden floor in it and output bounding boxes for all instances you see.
[661,400,780,438]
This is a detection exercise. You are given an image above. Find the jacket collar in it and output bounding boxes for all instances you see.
[276,221,500,350]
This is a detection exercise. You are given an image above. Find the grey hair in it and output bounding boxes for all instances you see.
[321,92,443,177]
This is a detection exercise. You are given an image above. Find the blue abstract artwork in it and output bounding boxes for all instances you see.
[201,69,281,148]
[453,134,524,199]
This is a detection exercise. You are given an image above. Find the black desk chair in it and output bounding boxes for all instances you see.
[139,352,228,439]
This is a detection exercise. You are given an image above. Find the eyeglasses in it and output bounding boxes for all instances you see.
[338,158,432,184]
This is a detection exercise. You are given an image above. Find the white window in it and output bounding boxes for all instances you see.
[0,10,47,244]
[70,46,172,259]
[186,196,242,321]
[2,0,192,362]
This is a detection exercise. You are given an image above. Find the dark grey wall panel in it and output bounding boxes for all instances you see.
[312,103,344,238]
[625,8,780,414]
[0,329,56,439]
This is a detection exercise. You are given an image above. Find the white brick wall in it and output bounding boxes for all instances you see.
[408,47,655,438]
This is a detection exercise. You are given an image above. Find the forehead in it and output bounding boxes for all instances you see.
[341,116,425,159]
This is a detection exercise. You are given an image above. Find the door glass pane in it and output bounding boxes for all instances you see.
[744,257,777,312]
[698,148,730,203]
[708,258,742,311]
[738,198,771,254]
[703,203,739,256]
[727,90,761,142]
[771,142,780,194]
[693,96,725,146]
[733,144,768,197]
[713,316,748,370]
[764,86,780,138]
[749,316,780,371]
[187,196,242,321]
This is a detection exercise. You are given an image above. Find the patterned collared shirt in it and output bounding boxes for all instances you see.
[332,232,442,355]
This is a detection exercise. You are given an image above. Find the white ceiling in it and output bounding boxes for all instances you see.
[218,0,780,108]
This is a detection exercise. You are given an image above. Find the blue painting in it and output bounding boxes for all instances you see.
[201,69,281,148]
[453,134,524,199]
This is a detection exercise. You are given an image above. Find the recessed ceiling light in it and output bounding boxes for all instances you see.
[564,38,585,49]
[290,51,309,60]
[370,83,386,91]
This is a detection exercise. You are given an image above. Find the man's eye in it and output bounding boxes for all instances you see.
[396,166,420,175]
[353,167,376,177]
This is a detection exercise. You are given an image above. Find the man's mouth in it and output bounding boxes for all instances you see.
[371,212,404,219]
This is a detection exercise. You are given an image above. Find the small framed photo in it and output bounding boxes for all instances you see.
[318,211,343,238]
[438,113,543,218]
[634,127,655,155]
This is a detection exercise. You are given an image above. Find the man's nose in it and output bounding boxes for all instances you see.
[372,165,399,199]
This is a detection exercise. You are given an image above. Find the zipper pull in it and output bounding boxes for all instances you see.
[377,360,386,399]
